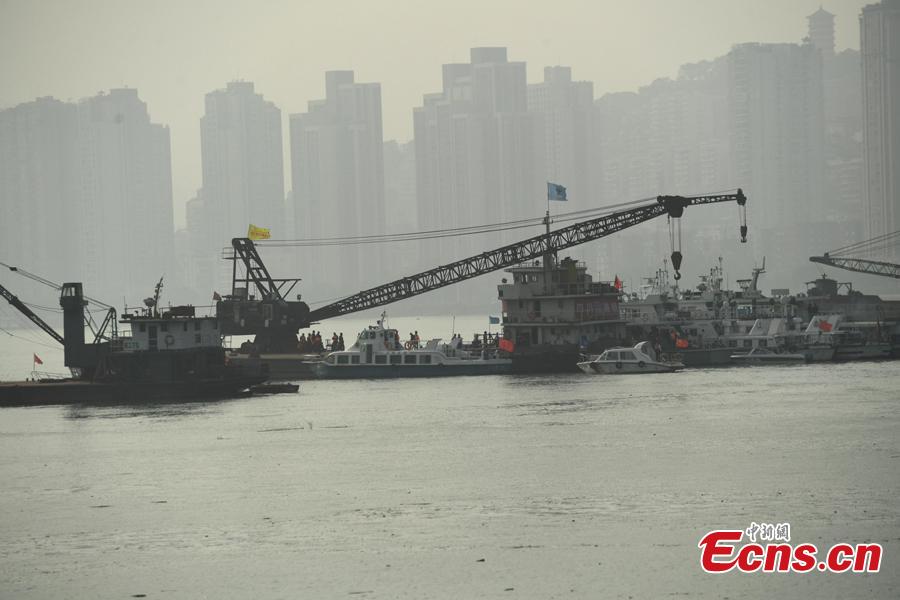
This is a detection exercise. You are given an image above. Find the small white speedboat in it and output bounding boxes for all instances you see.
[730,347,806,364]
[577,342,684,374]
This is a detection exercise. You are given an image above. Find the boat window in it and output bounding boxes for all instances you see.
[375,355,387,364]
[421,354,432,364]
[728,340,737,347]
[404,355,416,364]
[183,323,188,332]
[743,339,752,348]
[390,354,402,365]
[608,351,619,361]
[160,323,168,332]
[195,334,201,344]
[759,339,768,347]
[195,321,201,331]
[337,355,349,365]
[326,355,335,364]
[351,355,360,364]
[139,323,146,332]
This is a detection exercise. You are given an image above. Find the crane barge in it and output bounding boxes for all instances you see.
[218,190,748,356]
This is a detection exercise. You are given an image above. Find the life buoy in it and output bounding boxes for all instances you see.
[638,361,646,368]
[404,341,414,350]
[164,334,175,347]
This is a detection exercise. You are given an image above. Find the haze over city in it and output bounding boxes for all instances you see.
[1,0,897,315]
[0,0,869,219]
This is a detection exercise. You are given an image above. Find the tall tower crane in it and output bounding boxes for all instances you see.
[218,190,748,352]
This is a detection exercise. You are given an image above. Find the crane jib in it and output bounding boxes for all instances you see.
[304,190,747,321]
[809,255,900,279]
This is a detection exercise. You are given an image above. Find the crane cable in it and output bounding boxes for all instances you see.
[0,261,114,309]
[827,230,900,257]
[258,197,659,248]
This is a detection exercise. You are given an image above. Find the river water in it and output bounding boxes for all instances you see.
[0,316,898,598]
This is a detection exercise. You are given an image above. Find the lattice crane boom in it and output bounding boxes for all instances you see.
[809,255,900,279]
[306,190,747,321]
[0,281,65,345]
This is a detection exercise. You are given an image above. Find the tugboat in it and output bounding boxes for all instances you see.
[576,342,684,374]
[0,278,267,406]
[315,314,512,379]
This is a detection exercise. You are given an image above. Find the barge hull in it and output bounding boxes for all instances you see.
[0,377,265,408]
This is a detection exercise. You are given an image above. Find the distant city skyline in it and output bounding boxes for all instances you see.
[3,0,898,315]
[0,0,872,227]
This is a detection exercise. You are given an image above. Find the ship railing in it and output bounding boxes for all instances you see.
[29,370,69,381]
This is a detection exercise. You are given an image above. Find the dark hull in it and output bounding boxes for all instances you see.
[678,347,735,367]
[317,362,511,379]
[511,346,583,373]
[0,376,265,408]
[231,354,322,380]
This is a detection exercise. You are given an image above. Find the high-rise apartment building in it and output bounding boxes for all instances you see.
[75,89,174,301]
[728,42,825,284]
[592,59,733,283]
[861,0,900,257]
[192,81,284,294]
[0,97,80,289]
[527,67,593,204]
[808,8,866,247]
[0,90,174,304]
[382,139,418,274]
[413,48,543,308]
[290,71,386,297]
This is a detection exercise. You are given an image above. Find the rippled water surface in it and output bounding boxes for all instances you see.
[0,322,898,598]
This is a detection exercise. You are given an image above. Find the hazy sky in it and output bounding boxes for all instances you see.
[1,0,870,227]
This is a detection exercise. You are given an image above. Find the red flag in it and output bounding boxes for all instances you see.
[212,291,222,301]
[499,338,515,353]
[817,320,833,333]
[33,353,43,365]
[614,275,622,291]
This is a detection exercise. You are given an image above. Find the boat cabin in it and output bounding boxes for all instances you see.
[497,256,623,348]
[118,307,221,352]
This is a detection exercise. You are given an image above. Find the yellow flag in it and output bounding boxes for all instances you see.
[247,224,271,240]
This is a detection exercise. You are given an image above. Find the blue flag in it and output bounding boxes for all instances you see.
[547,182,567,201]
[488,315,500,324]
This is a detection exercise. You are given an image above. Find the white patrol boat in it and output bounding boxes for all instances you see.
[315,317,512,379]
[576,342,684,374]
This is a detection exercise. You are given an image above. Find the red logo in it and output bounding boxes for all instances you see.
[699,524,881,574]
